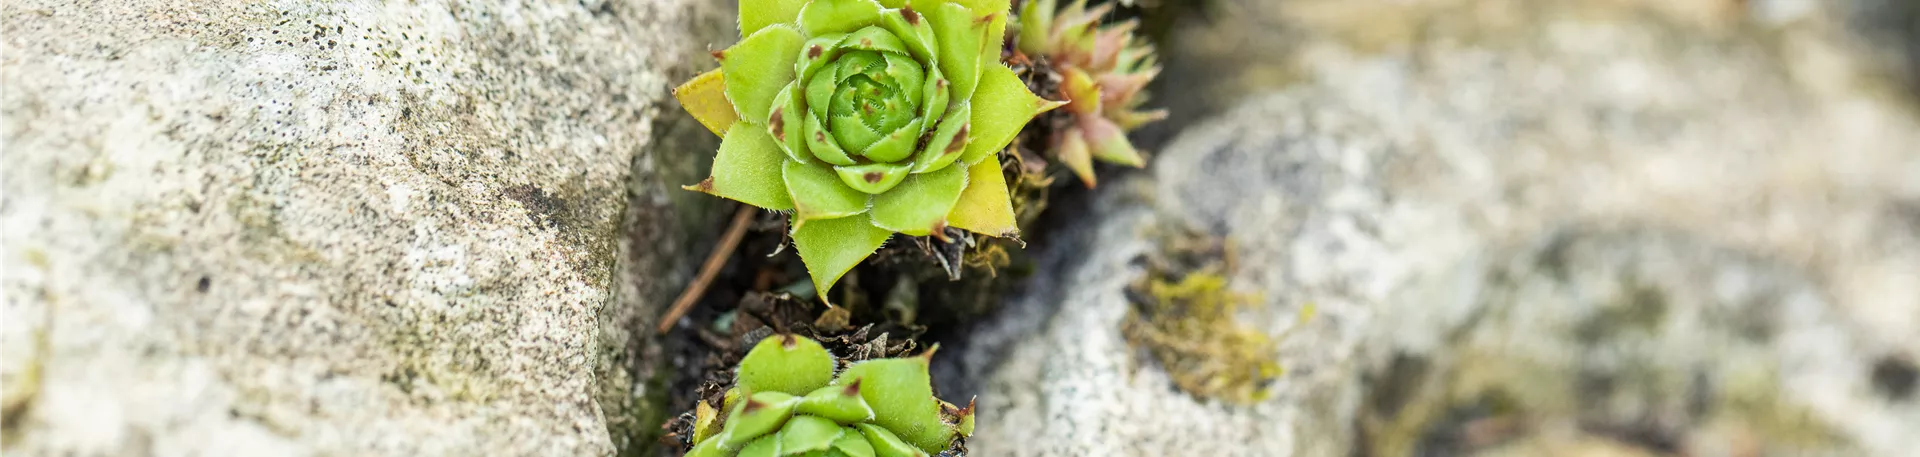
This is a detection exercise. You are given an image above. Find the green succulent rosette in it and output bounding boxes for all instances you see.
[674,0,1061,300]
[685,335,975,457]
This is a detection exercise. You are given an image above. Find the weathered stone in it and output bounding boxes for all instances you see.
[959,0,1920,455]
[1,0,728,454]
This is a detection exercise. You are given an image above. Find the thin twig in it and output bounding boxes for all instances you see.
[657,205,756,333]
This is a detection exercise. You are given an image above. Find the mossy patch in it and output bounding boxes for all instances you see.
[1121,224,1281,404]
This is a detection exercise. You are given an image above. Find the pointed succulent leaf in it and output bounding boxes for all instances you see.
[879,53,926,104]
[946,154,1017,237]
[779,415,845,454]
[918,66,949,121]
[724,24,807,125]
[740,0,807,38]
[926,3,985,106]
[1016,0,1054,55]
[910,103,969,173]
[804,112,858,166]
[796,382,876,423]
[939,397,976,437]
[832,431,878,457]
[862,118,924,163]
[837,356,951,453]
[1059,65,1100,116]
[855,424,928,457]
[1110,107,1170,131]
[834,162,912,194]
[878,6,937,63]
[974,0,1010,66]
[737,334,835,396]
[737,435,780,457]
[961,63,1064,165]
[798,33,851,84]
[801,0,886,36]
[838,25,910,55]
[692,401,721,444]
[869,164,967,236]
[720,391,800,448]
[1080,115,1143,166]
[770,82,812,163]
[673,68,739,137]
[786,160,870,224]
[688,123,795,211]
[806,58,842,122]
[1054,125,1096,187]
[792,214,894,300]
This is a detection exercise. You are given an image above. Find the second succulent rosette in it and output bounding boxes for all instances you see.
[676,0,1061,299]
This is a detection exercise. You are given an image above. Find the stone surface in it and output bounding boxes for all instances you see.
[959,0,1920,455]
[1,0,729,455]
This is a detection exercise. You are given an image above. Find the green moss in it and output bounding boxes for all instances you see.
[1122,272,1283,404]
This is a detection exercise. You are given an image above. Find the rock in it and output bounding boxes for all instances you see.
[0,0,729,455]
[959,0,1920,455]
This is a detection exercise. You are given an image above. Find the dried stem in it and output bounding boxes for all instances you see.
[657,205,756,333]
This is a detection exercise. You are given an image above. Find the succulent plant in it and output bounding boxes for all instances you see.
[686,334,974,457]
[1014,0,1167,187]
[673,0,1064,300]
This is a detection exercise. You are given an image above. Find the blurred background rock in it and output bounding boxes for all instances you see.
[957,0,1920,456]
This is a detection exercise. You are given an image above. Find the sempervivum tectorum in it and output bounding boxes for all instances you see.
[685,334,974,457]
[1015,0,1167,187]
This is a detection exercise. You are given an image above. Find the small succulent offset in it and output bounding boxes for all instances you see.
[686,335,974,457]
[674,0,1063,299]
[1016,0,1167,187]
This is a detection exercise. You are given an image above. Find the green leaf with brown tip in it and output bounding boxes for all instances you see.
[792,214,895,301]
[724,24,806,126]
[939,397,976,437]
[690,123,795,211]
[797,33,850,85]
[833,162,912,195]
[854,423,929,457]
[837,358,952,453]
[796,382,876,423]
[737,335,836,396]
[838,25,909,55]
[918,67,949,122]
[770,82,811,164]
[801,0,886,36]
[973,0,1009,66]
[740,0,807,38]
[868,163,967,236]
[946,154,1017,237]
[878,6,937,64]
[926,3,985,106]
[805,112,858,166]
[779,415,845,454]
[909,103,969,173]
[961,63,1064,165]
[785,160,870,225]
[721,391,800,449]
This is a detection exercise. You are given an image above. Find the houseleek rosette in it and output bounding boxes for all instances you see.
[674,0,1062,299]
[1015,0,1166,187]
[685,335,975,457]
